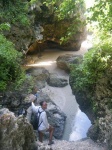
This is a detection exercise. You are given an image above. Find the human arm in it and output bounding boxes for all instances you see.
[31,102,39,113]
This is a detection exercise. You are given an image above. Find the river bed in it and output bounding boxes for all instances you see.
[26,38,92,141]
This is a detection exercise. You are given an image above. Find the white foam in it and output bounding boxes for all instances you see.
[69,109,91,141]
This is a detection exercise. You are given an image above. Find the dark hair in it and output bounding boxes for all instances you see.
[40,101,45,106]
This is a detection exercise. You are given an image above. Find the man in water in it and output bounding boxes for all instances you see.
[32,100,54,145]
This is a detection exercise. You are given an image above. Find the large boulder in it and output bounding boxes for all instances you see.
[47,74,68,87]
[87,125,100,141]
[0,108,36,150]
[57,54,83,71]
[26,67,50,82]
[0,91,34,115]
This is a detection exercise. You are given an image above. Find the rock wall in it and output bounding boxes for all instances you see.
[29,1,86,53]
[3,24,36,53]
[0,67,66,139]
[0,109,106,150]
[1,1,87,54]
[69,58,112,150]
[0,108,36,150]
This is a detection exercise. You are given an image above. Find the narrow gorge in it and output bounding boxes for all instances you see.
[0,0,112,150]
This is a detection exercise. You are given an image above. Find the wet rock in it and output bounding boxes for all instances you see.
[56,54,83,71]
[26,67,50,81]
[47,74,68,87]
[87,125,100,141]
[68,86,94,121]
[0,108,36,150]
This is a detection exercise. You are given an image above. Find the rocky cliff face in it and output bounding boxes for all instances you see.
[0,108,106,150]
[0,108,36,150]
[28,1,86,53]
[0,67,66,139]
[3,23,36,53]
[69,56,112,150]
[2,1,86,54]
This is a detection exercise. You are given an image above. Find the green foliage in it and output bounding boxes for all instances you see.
[87,0,112,32]
[70,37,112,92]
[30,0,38,4]
[84,0,112,91]
[0,0,29,26]
[30,0,86,43]
[0,23,10,31]
[0,34,24,91]
[14,73,35,94]
[41,0,85,20]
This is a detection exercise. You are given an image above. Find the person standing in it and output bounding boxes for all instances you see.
[32,100,54,145]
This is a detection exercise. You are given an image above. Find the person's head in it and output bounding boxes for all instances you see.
[40,101,47,110]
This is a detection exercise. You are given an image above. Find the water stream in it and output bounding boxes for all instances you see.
[26,37,92,141]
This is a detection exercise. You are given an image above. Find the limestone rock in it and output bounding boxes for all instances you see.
[107,130,112,150]
[56,54,83,71]
[51,139,106,150]
[87,125,100,141]
[26,67,50,81]
[3,24,35,53]
[0,108,36,150]
[27,1,86,53]
[42,23,86,51]
[70,56,112,149]
[36,80,46,89]
[47,74,68,87]
[37,139,106,150]
[0,91,33,115]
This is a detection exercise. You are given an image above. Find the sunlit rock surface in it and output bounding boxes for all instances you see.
[57,54,83,71]
[0,108,36,150]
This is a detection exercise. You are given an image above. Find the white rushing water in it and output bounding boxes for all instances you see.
[69,109,91,141]
[26,36,92,141]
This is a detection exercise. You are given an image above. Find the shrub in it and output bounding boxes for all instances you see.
[0,0,29,26]
[70,37,112,92]
[0,34,23,90]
